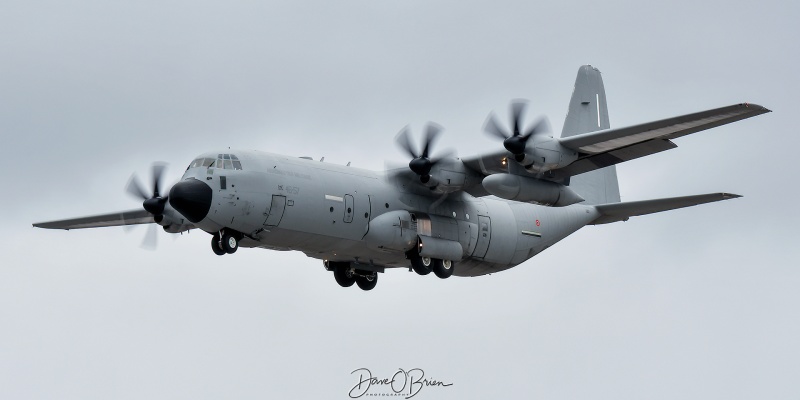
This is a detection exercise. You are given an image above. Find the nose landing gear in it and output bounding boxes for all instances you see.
[211,234,226,256]
[211,230,241,255]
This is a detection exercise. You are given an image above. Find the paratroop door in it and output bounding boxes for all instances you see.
[264,195,286,227]
[472,216,491,258]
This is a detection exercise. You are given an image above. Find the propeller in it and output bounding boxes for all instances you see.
[124,163,169,250]
[395,123,453,182]
[484,100,550,157]
[126,163,169,216]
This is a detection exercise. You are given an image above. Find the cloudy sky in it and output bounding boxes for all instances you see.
[2,1,798,398]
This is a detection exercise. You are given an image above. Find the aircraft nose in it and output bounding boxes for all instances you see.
[169,179,212,223]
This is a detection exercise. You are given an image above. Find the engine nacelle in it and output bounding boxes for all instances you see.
[157,209,193,233]
[515,137,579,174]
[420,158,480,194]
[364,210,418,253]
[482,173,584,206]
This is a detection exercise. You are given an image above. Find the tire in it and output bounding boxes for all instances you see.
[221,232,238,254]
[410,254,433,275]
[355,273,378,291]
[211,234,226,256]
[433,259,454,279]
[333,264,356,287]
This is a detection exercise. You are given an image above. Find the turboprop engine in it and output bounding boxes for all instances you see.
[484,100,578,174]
[482,173,584,207]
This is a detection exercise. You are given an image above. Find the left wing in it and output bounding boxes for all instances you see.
[33,209,154,230]
[559,103,769,154]
[462,103,770,182]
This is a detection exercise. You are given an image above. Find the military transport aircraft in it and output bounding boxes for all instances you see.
[34,65,770,291]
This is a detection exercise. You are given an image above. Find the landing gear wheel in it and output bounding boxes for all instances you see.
[221,232,238,254]
[211,234,226,256]
[333,264,356,287]
[409,253,433,275]
[355,273,378,291]
[433,259,454,279]
[412,256,433,275]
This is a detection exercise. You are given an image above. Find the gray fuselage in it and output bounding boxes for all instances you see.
[175,150,599,277]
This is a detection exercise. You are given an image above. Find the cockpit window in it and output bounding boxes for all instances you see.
[196,154,243,170]
[188,157,215,170]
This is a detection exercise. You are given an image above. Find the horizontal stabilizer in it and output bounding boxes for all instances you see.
[33,209,154,230]
[591,193,741,225]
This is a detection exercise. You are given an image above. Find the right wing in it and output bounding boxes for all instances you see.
[33,209,154,230]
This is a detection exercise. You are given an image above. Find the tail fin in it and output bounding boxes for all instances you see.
[561,65,621,205]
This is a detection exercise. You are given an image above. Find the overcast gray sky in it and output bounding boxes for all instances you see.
[2,1,798,399]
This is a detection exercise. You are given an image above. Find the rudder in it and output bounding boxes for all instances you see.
[561,65,621,205]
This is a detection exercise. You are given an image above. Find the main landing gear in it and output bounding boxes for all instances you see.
[211,230,241,255]
[325,261,379,291]
[407,250,455,279]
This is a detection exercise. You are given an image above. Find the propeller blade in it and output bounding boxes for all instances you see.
[429,148,456,166]
[395,126,419,158]
[522,117,551,139]
[511,100,527,137]
[126,175,149,201]
[151,163,166,198]
[141,223,158,250]
[484,113,509,140]
[421,122,442,158]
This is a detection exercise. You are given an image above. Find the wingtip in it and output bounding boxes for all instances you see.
[740,103,771,113]
[721,193,742,199]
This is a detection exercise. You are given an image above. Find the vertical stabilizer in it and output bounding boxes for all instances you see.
[561,65,621,204]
